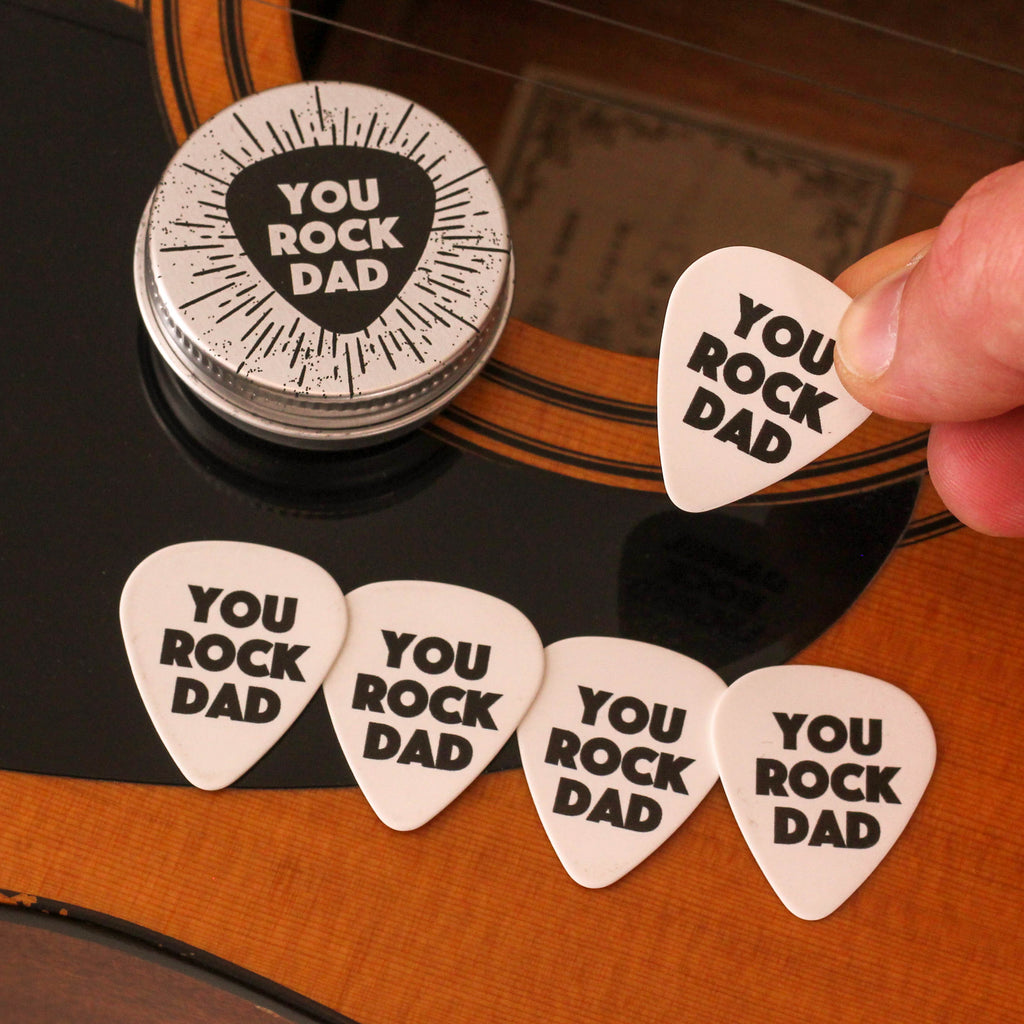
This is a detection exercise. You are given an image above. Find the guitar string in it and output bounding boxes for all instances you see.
[522,0,1024,154]
[270,0,1024,145]
[771,0,1024,79]
[249,0,1023,211]
[532,0,1024,80]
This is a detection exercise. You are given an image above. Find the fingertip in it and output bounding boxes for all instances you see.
[834,229,936,299]
[836,266,909,385]
[928,412,1024,537]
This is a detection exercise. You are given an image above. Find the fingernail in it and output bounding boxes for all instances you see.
[837,265,912,382]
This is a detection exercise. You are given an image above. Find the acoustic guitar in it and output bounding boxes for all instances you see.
[1,2,1021,1021]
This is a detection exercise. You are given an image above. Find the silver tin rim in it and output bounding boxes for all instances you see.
[134,82,513,449]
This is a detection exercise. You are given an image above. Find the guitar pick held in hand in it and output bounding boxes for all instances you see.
[323,580,545,831]
[120,541,348,790]
[658,247,870,512]
[518,637,726,887]
[712,665,935,920]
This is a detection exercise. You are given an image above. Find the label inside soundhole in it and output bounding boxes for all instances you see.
[135,82,513,447]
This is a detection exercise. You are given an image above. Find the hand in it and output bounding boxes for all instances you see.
[835,162,1024,537]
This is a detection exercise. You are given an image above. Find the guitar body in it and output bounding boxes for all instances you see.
[1,2,1022,1022]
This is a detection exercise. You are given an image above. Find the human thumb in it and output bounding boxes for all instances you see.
[836,162,1024,424]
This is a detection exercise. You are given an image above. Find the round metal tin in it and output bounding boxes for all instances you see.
[134,82,513,448]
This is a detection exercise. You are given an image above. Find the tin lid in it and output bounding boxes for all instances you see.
[134,82,513,448]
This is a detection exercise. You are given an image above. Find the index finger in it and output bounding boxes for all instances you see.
[834,229,936,298]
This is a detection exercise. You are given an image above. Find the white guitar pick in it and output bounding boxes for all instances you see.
[323,580,545,831]
[518,637,726,888]
[120,541,347,790]
[712,665,936,920]
[657,247,870,512]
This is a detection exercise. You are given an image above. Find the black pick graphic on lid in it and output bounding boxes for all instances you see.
[225,146,435,335]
